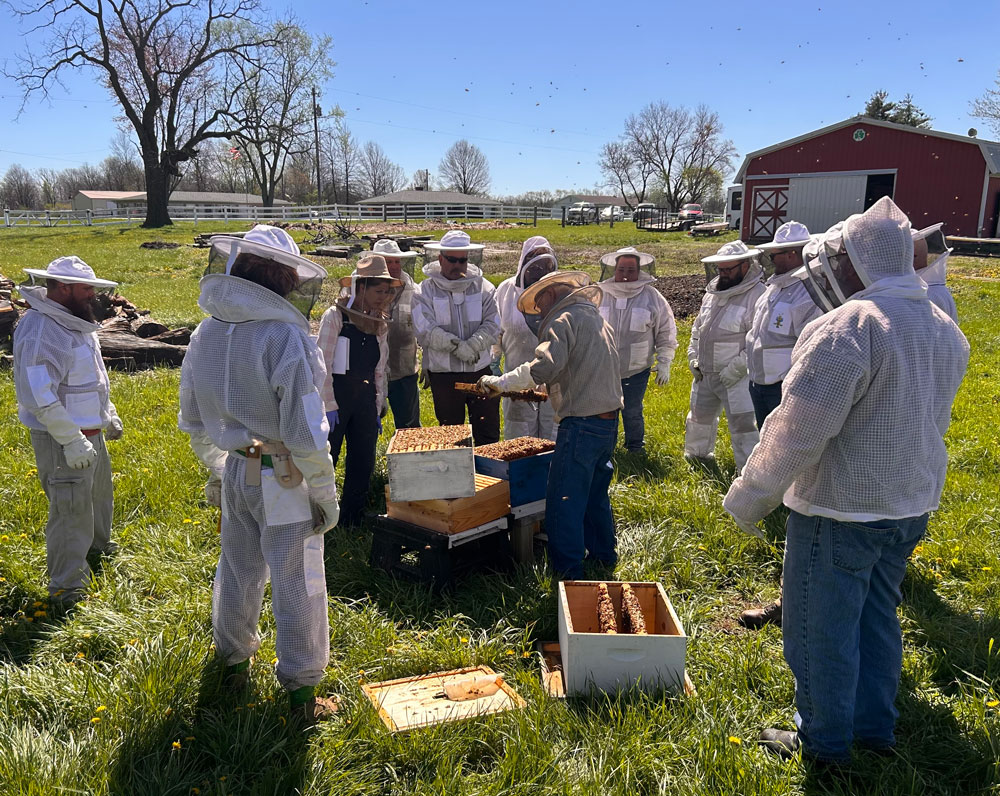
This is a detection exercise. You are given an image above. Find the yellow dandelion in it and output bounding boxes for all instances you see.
[54,589,64,596]
[185,736,195,741]
[25,617,33,623]
[142,468,150,473]
[987,700,999,708]
[951,558,960,566]
[505,649,514,656]
[1,535,9,542]
[183,518,193,524]
[0,577,6,582]
[219,776,227,782]
[95,705,107,712]
[164,708,173,717]
[34,610,46,617]
[193,521,201,526]
[728,736,742,745]
[90,717,101,724]
[32,601,44,607]
[271,657,279,665]
[460,637,468,644]
[192,789,200,795]
[75,652,85,659]
[172,741,182,750]
[19,533,26,539]
[521,651,531,658]
[983,567,993,572]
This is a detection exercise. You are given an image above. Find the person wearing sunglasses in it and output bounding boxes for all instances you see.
[412,230,501,444]
[685,240,766,473]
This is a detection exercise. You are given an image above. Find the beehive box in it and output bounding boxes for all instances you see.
[384,474,510,534]
[473,437,554,507]
[386,425,476,502]
[557,581,686,696]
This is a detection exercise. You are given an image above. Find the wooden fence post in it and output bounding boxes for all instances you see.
[561,206,566,227]
[533,206,538,227]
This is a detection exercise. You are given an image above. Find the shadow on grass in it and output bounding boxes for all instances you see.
[0,580,72,665]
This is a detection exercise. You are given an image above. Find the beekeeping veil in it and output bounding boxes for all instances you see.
[207,229,327,319]
[700,240,760,282]
[756,220,811,274]
[336,253,403,336]
[516,235,558,289]
[912,223,951,274]
[599,246,655,281]
[517,269,601,336]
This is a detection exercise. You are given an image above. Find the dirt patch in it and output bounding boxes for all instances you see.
[653,274,706,319]
[139,241,183,249]
[273,219,527,237]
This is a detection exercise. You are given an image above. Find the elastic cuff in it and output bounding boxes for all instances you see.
[288,685,315,706]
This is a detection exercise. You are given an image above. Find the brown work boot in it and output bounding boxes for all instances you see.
[739,601,782,630]
[288,688,339,731]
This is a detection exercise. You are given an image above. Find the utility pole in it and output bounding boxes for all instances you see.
[312,87,322,203]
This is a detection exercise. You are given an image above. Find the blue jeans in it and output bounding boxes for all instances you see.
[621,368,650,450]
[783,510,928,761]
[387,374,421,429]
[545,415,618,578]
[748,380,783,430]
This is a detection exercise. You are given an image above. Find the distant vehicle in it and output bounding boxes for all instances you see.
[632,202,656,223]
[600,205,625,221]
[678,203,703,221]
[726,185,743,230]
[566,201,597,224]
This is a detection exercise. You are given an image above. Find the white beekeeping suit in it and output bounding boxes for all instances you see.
[495,236,557,440]
[413,262,500,373]
[178,236,338,704]
[14,257,123,601]
[685,242,765,471]
[598,272,677,380]
[912,223,958,323]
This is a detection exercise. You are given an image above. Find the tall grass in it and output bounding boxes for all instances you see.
[0,227,997,794]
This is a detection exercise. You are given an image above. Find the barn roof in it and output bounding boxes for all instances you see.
[358,190,499,204]
[736,116,1000,182]
[78,190,146,200]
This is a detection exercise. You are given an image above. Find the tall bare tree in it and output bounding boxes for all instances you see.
[972,73,1000,136]
[359,141,405,199]
[1,164,42,209]
[438,140,490,196]
[231,23,333,207]
[612,102,737,211]
[598,140,652,208]
[410,168,432,191]
[324,120,359,204]
[3,0,281,227]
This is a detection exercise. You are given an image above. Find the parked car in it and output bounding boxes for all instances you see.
[632,202,656,223]
[566,201,597,224]
[678,203,703,221]
[600,205,625,221]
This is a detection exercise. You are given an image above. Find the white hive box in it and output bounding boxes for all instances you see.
[557,580,687,696]
[386,424,476,502]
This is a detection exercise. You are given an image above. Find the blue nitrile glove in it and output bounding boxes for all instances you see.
[490,356,502,377]
[326,410,339,428]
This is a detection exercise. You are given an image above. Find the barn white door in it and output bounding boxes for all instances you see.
[750,186,788,240]
[785,174,868,233]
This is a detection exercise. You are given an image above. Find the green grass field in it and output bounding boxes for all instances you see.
[0,223,998,795]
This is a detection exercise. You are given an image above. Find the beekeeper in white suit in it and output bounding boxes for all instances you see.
[685,240,765,472]
[178,224,340,728]
[912,223,958,323]
[494,236,558,440]
[14,257,123,606]
[724,196,969,764]
[413,229,501,444]
[598,247,677,452]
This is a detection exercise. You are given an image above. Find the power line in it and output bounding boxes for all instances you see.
[0,148,106,165]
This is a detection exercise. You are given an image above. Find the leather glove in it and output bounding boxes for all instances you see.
[105,415,124,441]
[314,498,340,534]
[419,367,431,390]
[204,475,222,508]
[429,327,460,352]
[63,436,97,470]
[326,410,339,428]
[720,358,748,389]
[655,362,671,387]
[489,356,503,377]
[477,375,503,396]
[454,340,478,363]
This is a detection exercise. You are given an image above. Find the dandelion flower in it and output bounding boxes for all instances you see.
[460,637,468,644]
[95,705,107,712]
[728,736,742,745]
[34,610,46,617]
[183,518,193,524]
[172,741,182,750]
[32,601,44,607]
[76,652,85,658]
[987,700,999,708]
[90,717,101,724]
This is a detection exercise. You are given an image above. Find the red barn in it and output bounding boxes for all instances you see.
[735,116,1000,242]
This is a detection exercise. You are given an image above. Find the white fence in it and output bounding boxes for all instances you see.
[3,203,558,228]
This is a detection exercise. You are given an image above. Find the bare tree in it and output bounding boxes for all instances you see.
[231,23,333,207]
[325,120,359,204]
[438,140,490,196]
[101,132,144,190]
[36,167,62,206]
[1,164,42,209]
[599,140,652,208]
[3,0,281,227]
[410,168,433,191]
[972,73,1000,136]
[359,141,405,199]
[618,102,737,211]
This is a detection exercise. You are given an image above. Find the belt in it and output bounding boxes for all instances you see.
[81,428,102,437]
[584,410,619,420]
[233,446,273,468]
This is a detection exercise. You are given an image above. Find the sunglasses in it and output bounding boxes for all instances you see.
[442,254,468,265]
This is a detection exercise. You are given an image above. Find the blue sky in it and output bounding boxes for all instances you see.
[1,0,997,196]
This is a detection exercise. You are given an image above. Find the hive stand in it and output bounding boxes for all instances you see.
[370,515,513,592]
[510,499,546,564]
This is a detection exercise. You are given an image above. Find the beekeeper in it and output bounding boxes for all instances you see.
[912,223,958,323]
[413,230,501,445]
[316,254,398,527]
[178,228,340,728]
[685,240,765,472]
[724,197,969,765]
[373,239,421,428]
[598,247,677,453]
[14,257,123,606]
[478,271,623,580]
[494,236,558,440]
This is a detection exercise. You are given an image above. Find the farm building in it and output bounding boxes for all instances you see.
[735,116,1000,242]
[72,190,290,214]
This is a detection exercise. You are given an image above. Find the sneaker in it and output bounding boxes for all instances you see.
[739,601,782,630]
[758,728,800,760]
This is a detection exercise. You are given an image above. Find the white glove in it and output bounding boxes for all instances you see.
[428,327,460,353]
[105,414,124,441]
[290,443,339,505]
[33,401,85,445]
[63,437,97,470]
[477,375,503,395]
[655,359,672,386]
[454,340,478,363]
[314,498,341,534]
[204,475,222,508]
[498,361,536,392]
[726,509,765,540]
[187,430,228,480]
[719,357,748,389]
[688,360,703,382]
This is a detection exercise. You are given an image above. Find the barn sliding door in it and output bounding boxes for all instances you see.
[750,186,788,241]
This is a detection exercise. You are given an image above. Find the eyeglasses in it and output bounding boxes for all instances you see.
[717,261,746,275]
[442,254,468,265]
